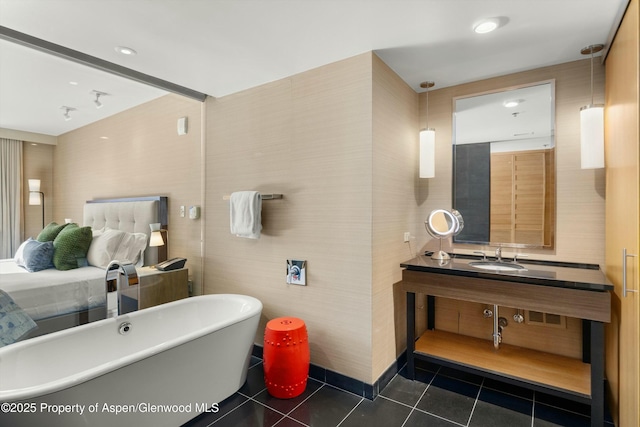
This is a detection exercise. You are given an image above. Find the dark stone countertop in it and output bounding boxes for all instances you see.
[400,253,613,292]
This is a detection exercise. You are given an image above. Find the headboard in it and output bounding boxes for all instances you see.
[83,196,168,266]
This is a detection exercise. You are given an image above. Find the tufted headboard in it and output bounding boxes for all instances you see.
[83,196,168,266]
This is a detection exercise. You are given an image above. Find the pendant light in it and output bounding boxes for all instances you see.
[579,44,604,169]
[419,81,435,178]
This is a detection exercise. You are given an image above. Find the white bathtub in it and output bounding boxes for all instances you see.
[0,294,262,427]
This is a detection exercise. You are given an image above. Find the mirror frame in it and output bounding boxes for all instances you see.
[425,209,464,238]
[451,80,556,249]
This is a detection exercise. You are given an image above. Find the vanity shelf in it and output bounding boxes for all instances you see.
[415,329,590,398]
[400,255,612,427]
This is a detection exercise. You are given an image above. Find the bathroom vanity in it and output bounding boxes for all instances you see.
[400,255,612,427]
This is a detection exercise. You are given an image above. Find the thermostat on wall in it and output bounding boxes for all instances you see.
[189,206,200,219]
[177,117,188,135]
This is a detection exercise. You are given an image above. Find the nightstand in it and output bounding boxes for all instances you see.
[137,266,189,309]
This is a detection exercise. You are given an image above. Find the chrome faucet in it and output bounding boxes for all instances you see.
[105,261,139,316]
[495,247,502,262]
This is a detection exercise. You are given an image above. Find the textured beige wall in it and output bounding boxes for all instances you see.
[418,59,606,266]
[206,53,376,383]
[53,94,205,293]
[22,142,54,239]
[371,54,419,380]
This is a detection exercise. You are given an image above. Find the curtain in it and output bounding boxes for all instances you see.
[0,138,23,258]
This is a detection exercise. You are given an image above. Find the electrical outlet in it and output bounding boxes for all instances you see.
[180,206,186,218]
[404,232,410,242]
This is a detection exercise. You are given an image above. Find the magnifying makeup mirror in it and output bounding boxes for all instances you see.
[425,209,464,260]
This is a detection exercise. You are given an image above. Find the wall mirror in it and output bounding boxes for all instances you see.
[452,81,555,248]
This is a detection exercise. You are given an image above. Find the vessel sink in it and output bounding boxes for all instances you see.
[469,261,527,272]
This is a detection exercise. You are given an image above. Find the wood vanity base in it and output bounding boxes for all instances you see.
[415,329,591,396]
[401,265,610,427]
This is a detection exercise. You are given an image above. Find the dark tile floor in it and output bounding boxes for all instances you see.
[183,357,614,427]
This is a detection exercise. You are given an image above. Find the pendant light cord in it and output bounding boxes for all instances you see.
[426,88,429,129]
[590,47,594,106]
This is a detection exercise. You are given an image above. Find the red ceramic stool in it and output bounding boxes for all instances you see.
[263,317,310,398]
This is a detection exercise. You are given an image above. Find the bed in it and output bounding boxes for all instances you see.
[0,196,168,345]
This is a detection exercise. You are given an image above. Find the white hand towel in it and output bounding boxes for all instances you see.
[230,191,262,239]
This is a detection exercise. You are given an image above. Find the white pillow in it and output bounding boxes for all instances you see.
[87,228,148,268]
[113,230,148,265]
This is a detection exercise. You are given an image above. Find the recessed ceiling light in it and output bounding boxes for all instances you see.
[474,18,500,34]
[504,99,521,108]
[100,136,109,140]
[69,81,79,86]
[115,46,137,56]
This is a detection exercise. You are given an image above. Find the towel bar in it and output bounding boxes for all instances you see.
[223,193,283,201]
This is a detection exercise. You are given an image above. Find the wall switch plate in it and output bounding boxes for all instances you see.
[189,206,200,219]
[404,232,410,242]
[287,260,306,285]
[180,206,186,218]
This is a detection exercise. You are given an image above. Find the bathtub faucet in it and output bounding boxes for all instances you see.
[105,261,139,316]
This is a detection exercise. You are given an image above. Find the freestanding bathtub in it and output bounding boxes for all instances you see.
[0,294,262,427]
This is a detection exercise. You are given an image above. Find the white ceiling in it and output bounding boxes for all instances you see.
[0,0,628,137]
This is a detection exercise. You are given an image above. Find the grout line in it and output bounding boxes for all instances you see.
[272,415,309,427]
[209,398,252,426]
[531,392,536,427]
[280,383,325,417]
[378,394,419,410]
[397,379,431,427]
[335,396,365,427]
[465,377,484,427]
[532,394,592,422]
[238,385,267,399]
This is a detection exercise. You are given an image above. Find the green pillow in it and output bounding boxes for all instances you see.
[52,224,93,270]
[37,222,70,242]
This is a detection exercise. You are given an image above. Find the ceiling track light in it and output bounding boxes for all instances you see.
[91,90,109,109]
[61,106,76,121]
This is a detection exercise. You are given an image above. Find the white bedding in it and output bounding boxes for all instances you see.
[0,259,106,321]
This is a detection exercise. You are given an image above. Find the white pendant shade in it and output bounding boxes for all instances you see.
[580,105,604,169]
[419,129,435,178]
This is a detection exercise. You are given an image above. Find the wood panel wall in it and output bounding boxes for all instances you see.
[604,0,640,424]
